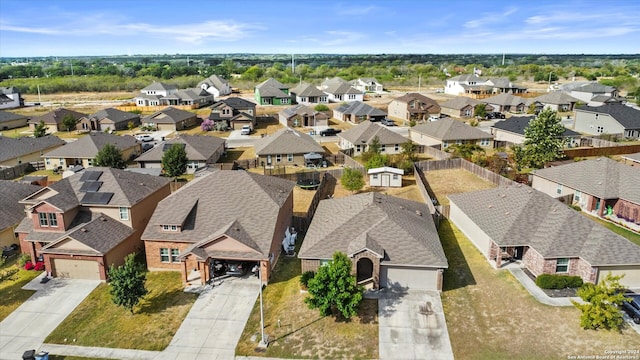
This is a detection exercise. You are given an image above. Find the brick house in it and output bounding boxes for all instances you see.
[28,108,87,134]
[208,97,256,131]
[387,93,440,123]
[141,171,295,285]
[337,121,408,156]
[409,118,494,150]
[15,168,170,280]
[448,185,640,289]
[254,128,325,168]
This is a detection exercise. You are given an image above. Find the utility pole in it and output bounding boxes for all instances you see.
[418,74,421,92]
[258,264,267,348]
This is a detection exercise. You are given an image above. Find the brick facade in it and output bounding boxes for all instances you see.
[351,250,381,289]
[301,259,321,274]
[612,199,640,224]
[145,240,194,271]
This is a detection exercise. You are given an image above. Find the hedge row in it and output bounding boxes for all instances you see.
[535,274,583,289]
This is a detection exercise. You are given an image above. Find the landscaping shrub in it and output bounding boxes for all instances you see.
[569,204,582,211]
[300,270,315,289]
[536,274,583,289]
[17,253,30,267]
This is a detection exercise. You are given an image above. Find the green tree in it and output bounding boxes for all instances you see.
[33,120,48,138]
[107,253,148,314]
[340,167,365,193]
[304,252,363,319]
[446,143,484,160]
[401,140,418,162]
[572,273,628,330]
[127,121,135,132]
[94,144,126,169]
[314,104,330,112]
[62,114,78,132]
[162,143,188,179]
[513,108,566,169]
[474,103,487,118]
[365,153,388,170]
[368,136,382,154]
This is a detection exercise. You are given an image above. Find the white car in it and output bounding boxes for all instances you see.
[135,134,154,142]
[241,125,252,135]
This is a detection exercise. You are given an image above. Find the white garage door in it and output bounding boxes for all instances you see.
[380,266,439,291]
[598,266,640,289]
[54,258,101,280]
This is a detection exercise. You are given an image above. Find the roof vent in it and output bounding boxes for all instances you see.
[488,204,493,208]
[415,210,422,216]
[81,228,88,232]
[139,183,145,186]
[505,211,510,215]
[500,194,506,198]
[101,217,107,221]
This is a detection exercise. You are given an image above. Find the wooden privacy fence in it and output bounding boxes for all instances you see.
[292,172,337,234]
[413,164,442,226]
[415,158,518,187]
[0,162,36,180]
[564,144,640,159]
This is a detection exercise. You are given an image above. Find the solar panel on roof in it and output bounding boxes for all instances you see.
[80,181,103,192]
[162,143,186,152]
[80,171,103,181]
[81,192,113,205]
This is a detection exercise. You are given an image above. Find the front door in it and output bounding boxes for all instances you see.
[266,155,272,166]
[513,246,525,260]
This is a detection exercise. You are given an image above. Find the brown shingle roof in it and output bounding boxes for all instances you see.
[411,118,493,141]
[0,181,41,230]
[254,128,324,156]
[43,132,139,158]
[338,121,407,145]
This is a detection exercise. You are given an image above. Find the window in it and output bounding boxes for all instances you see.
[372,174,378,179]
[320,259,330,267]
[556,258,569,273]
[348,94,357,100]
[171,249,180,262]
[443,141,449,148]
[45,158,50,166]
[556,184,563,195]
[276,154,282,163]
[356,145,361,152]
[597,126,604,133]
[320,96,327,102]
[48,213,57,227]
[481,138,490,146]
[87,158,93,166]
[119,207,129,220]
[39,213,48,226]
[381,144,386,152]
[395,144,399,151]
[162,225,178,232]
[160,248,170,262]
[287,154,293,162]
[574,190,581,202]
[393,174,399,180]
[281,98,289,104]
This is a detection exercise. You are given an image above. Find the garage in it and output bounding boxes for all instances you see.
[380,265,440,291]
[54,258,101,280]
[598,266,640,289]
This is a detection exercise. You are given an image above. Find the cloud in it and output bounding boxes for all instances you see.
[335,5,378,16]
[464,7,518,29]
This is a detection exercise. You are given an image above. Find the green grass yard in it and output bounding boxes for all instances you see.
[0,257,42,321]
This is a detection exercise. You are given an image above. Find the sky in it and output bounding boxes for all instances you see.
[1,0,639,57]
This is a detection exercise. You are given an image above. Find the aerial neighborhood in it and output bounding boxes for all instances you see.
[2,54,640,360]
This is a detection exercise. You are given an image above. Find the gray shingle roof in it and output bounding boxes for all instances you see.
[533,92,580,105]
[0,135,65,163]
[334,101,387,117]
[492,116,580,137]
[338,121,408,145]
[43,132,139,158]
[255,78,289,98]
[573,82,616,94]
[290,83,326,97]
[142,82,177,92]
[143,107,196,124]
[197,75,229,91]
[448,74,484,82]
[482,93,526,106]
[299,192,448,268]
[279,104,317,119]
[89,108,139,125]
[323,81,361,95]
[0,181,41,230]
[254,128,324,155]
[448,185,640,266]
[141,171,295,259]
[575,103,640,130]
[0,110,26,124]
[411,118,493,141]
[532,157,640,204]
[29,108,87,125]
[135,134,225,162]
[440,97,482,110]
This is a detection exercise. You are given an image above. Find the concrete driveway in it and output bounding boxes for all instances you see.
[378,289,454,360]
[0,274,100,360]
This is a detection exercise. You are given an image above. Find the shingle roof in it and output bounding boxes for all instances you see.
[338,121,408,145]
[43,132,138,158]
[142,81,177,92]
[0,181,41,230]
[533,92,580,105]
[197,75,229,91]
[279,104,317,119]
[482,93,526,106]
[254,128,324,155]
[448,185,640,266]
[575,103,640,130]
[573,82,616,94]
[29,108,87,125]
[334,101,387,117]
[135,134,225,162]
[89,108,139,125]
[299,192,448,268]
[255,78,289,98]
[141,171,295,259]
[440,97,482,110]
[213,97,256,110]
[0,110,26,124]
[323,81,361,95]
[448,74,485,82]
[0,87,19,94]
[0,135,65,163]
[492,116,580,137]
[532,157,640,204]
[143,107,196,124]
[411,118,493,141]
[290,83,326,97]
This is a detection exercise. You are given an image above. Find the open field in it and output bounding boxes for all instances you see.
[424,168,497,205]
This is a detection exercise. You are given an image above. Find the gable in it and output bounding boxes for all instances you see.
[200,235,263,254]
[49,237,96,252]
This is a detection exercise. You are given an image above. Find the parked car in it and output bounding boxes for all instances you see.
[621,293,640,324]
[135,134,154,142]
[429,115,440,122]
[320,128,342,136]
[226,261,249,276]
[381,118,396,126]
[485,112,505,120]
[141,142,155,152]
[241,125,252,135]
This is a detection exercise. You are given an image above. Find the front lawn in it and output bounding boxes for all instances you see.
[235,247,378,359]
[0,257,42,321]
[45,271,198,351]
[439,220,640,359]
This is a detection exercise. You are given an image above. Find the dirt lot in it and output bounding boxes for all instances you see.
[425,168,497,205]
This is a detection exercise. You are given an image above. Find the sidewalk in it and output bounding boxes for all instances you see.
[509,268,584,306]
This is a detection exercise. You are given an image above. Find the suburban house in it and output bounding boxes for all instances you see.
[135,135,226,174]
[28,108,87,134]
[0,110,28,130]
[410,118,494,150]
[484,77,527,94]
[573,103,640,139]
[491,116,581,148]
[162,88,214,108]
[439,97,492,118]
[528,92,581,112]
[338,121,408,155]
[350,78,384,93]
[290,83,329,104]
[333,101,387,124]
[387,93,441,123]
[198,74,232,97]
[254,128,324,168]
[255,78,290,105]
[320,77,364,103]
[368,167,404,187]
[531,157,640,227]
[135,82,178,107]
[445,75,526,97]
[278,104,329,128]
[299,192,448,290]
[78,108,141,132]
[448,185,640,289]
[208,97,256,131]
[567,82,619,105]
[42,132,140,171]
[16,167,171,280]
[0,135,65,167]
[141,170,295,285]
[0,181,41,248]
[142,107,199,132]
[481,93,526,113]
[0,87,23,109]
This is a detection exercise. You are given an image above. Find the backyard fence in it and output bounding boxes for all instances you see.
[415,158,518,187]
[0,162,36,180]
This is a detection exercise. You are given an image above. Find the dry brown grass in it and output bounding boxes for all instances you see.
[424,168,497,205]
[293,186,317,216]
[331,174,424,202]
[322,143,341,154]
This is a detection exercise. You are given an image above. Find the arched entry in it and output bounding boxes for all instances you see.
[357,257,374,282]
